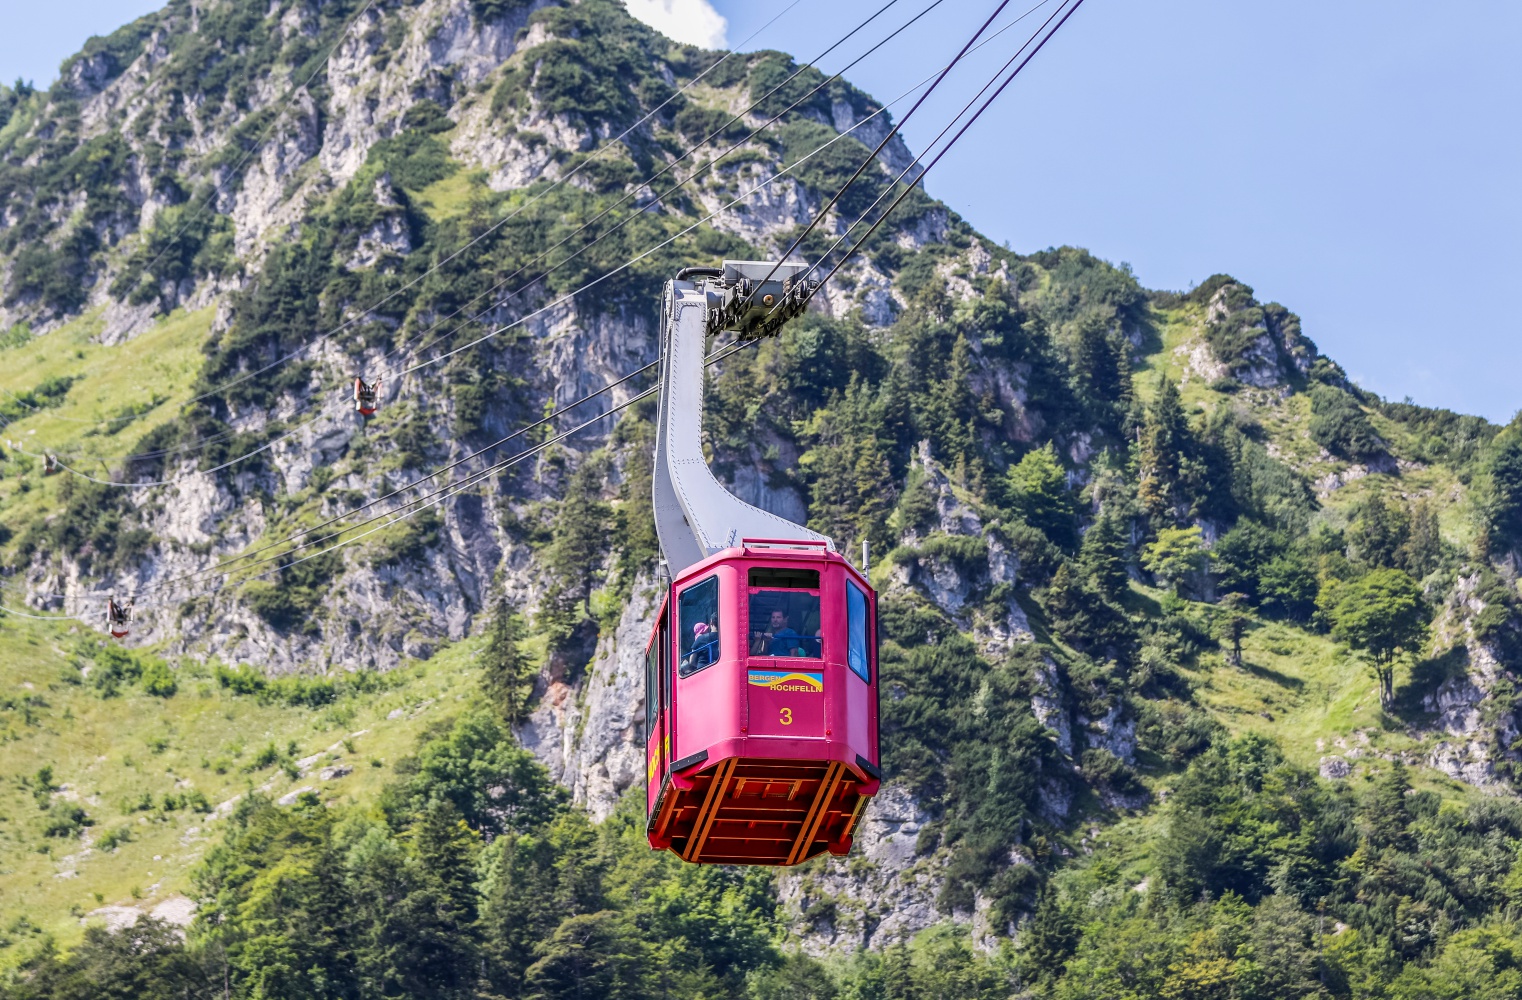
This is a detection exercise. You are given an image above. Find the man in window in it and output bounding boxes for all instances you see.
[758,608,815,657]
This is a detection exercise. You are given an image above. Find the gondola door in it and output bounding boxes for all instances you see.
[645,598,672,823]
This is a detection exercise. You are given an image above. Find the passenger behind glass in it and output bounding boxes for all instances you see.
[752,608,819,658]
[686,620,719,670]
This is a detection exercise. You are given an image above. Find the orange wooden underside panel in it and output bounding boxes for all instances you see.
[651,758,872,866]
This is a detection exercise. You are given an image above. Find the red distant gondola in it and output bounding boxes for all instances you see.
[354,377,381,416]
[105,596,133,640]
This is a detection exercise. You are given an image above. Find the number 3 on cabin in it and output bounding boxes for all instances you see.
[780,707,793,725]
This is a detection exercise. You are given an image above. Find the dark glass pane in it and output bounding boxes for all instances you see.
[748,567,820,589]
[645,638,658,735]
[678,576,720,676]
[847,581,869,682]
[749,589,822,658]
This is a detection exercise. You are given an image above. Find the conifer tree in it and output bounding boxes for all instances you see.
[524,911,649,1000]
[880,942,919,1000]
[803,379,898,552]
[614,418,660,582]
[366,801,482,998]
[1361,760,1413,849]
[1480,416,1522,561]
[925,334,979,470]
[1216,592,1249,667]
[1007,443,1076,548]
[539,460,611,650]
[1079,508,1130,602]
[1073,315,1121,405]
[1138,376,1189,524]
[1401,498,1443,579]
[481,596,532,725]
[1347,493,1410,570]
[1021,883,1079,983]
[481,812,605,994]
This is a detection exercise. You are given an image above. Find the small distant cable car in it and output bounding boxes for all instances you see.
[644,262,880,866]
[354,377,381,416]
[42,453,60,476]
[105,596,133,639]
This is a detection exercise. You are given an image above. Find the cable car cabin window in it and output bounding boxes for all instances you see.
[846,580,870,682]
[748,567,820,590]
[677,576,720,677]
[749,589,822,658]
[644,637,659,738]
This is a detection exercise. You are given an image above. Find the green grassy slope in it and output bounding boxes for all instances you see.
[0,614,487,958]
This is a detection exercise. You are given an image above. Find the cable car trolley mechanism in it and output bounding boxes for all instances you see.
[644,261,881,867]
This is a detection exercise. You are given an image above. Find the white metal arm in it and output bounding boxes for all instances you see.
[651,261,830,577]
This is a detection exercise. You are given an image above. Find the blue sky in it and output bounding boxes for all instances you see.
[6,0,1519,422]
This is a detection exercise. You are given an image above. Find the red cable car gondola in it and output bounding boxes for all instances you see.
[105,596,133,640]
[643,262,880,866]
[354,376,381,416]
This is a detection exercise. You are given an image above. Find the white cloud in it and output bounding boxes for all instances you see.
[624,0,729,50]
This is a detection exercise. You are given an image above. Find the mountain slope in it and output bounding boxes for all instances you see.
[2,0,1522,996]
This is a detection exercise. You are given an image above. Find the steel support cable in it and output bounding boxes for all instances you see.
[745,0,1020,302]
[812,0,1088,301]
[172,0,807,411]
[13,422,311,487]
[790,0,1074,300]
[12,0,915,477]
[9,0,816,461]
[15,46,931,492]
[377,0,940,380]
[176,358,659,579]
[135,1,379,281]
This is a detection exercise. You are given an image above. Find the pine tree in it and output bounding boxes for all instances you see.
[1021,883,1079,984]
[1007,443,1076,549]
[481,812,605,995]
[524,911,650,1000]
[803,379,897,553]
[1480,416,1522,560]
[1073,315,1121,404]
[544,460,611,599]
[1347,492,1410,570]
[1078,508,1130,602]
[880,942,919,1000]
[1361,760,1413,849]
[1401,498,1443,579]
[925,334,978,469]
[481,597,532,725]
[1216,592,1249,667]
[365,800,482,998]
[539,460,610,651]
[614,417,659,583]
[1138,376,1189,524]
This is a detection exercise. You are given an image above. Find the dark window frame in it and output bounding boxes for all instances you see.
[677,575,721,677]
[846,579,870,682]
[747,585,824,659]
